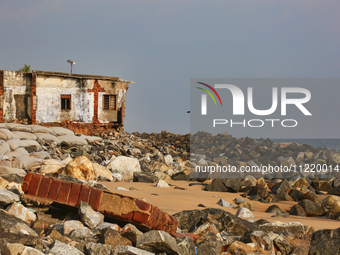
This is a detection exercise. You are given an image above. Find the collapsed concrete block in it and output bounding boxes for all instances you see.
[21,172,178,234]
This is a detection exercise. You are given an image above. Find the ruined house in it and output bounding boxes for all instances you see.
[0,70,133,135]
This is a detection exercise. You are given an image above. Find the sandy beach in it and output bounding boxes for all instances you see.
[103,179,340,231]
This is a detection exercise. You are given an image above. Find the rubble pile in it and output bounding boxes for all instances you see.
[0,124,338,254]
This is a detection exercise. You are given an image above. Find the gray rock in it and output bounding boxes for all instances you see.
[176,236,196,255]
[133,172,158,183]
[78,201,104,228]
[6,203,36,225]
[2,242,26,255]
[63,220,84,236]
[48,240,84,255]
[217,198,236,208]
[271,179,291,194]
[164,155,173,165]
[86,242,112,255]
[121,223,143,246]
[96,222,120,232]
[69,227,94,240]
[156,179,170,188]
[242,230,275,254]
[173,210,207,232]
[116,187,129,191]
[235,207,254,218]
[298,199,325,217]
[115,245,155,255]
[196,231,222,255]
[100,228,132,250]
[0,209,37,236]
[234,197,245,204]
[274,234,294,255]
[258,222,306,239]
[0,188,20,207]
[136,230,180,255]
[265,205,283,214]
[107,156,141,180]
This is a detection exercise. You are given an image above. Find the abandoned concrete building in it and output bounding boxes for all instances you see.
[0,70,133,135]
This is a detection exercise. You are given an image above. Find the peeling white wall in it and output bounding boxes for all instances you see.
[2,71,128,124]
[2,71,31,120]
[97,80,128,123]
[36,76,94,123]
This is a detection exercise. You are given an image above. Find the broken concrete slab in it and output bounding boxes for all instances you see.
[21,172,178,235]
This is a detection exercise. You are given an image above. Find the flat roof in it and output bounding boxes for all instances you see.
[32,70,120,81]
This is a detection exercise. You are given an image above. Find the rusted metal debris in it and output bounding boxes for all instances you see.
[21,172,178,234]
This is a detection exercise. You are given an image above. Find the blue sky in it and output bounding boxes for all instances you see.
[1,1,339,134]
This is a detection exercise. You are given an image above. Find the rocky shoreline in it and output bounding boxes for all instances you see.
[0,124,339,254]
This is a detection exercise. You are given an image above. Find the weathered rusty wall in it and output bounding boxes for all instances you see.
[35,75,94,123]
[2,71,32,121]
[1,70,130,131]
[96,80,127,123]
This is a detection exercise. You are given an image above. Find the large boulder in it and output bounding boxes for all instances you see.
[0,188,20,207]
[289,204,306,217]
[328,186,340,196]
[133,172,158,183]
[107,156,141,180]
[309,228,340,255]
[271,179,291,194]
[6,203,36,225]
[204,178,241,193]
[136,230,180,255]
[0,209,37,236]
[121,223,143,246]
[173,210,207,232]
[273,234,294,255]
[93,163,113,181]
[39,159,65,175]
[235,207,254,218]
[195,231,223,255]
[100,228,132,250]
[218,211,258,236]
[176,236,196,255]
[312,180,333,192]
[258,222,306,240]
[322,195,340,219]
[298,199,325,217]
[66,156,96,181]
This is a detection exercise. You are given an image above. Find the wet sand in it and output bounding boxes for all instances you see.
[102,180,340,230]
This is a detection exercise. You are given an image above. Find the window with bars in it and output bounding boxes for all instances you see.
[103,95,116,110]
[61,95,71,110]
